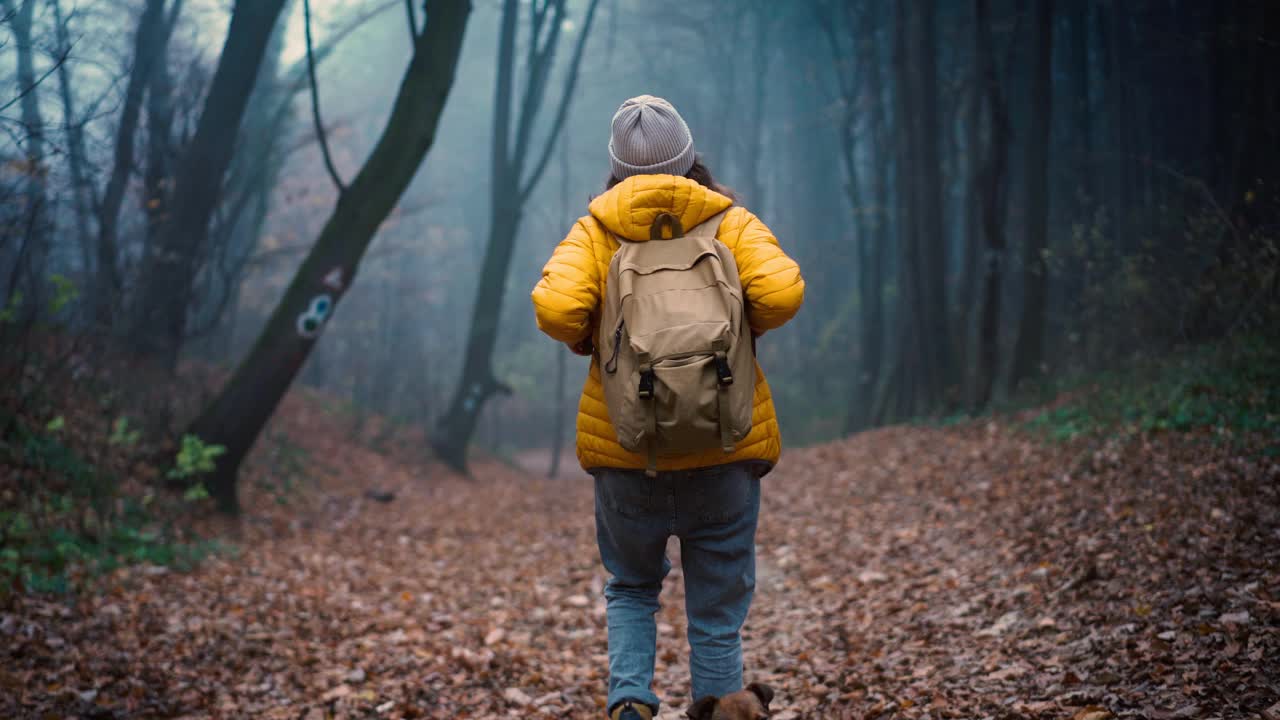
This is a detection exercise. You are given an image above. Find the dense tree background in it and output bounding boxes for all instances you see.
[2,2,1278,717]
[1,0,1277,491]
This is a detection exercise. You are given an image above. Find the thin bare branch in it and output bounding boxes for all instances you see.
[0,45,71,115]
[304,0,347,194]
[404,0,418,39]
[165,0,185,34]
[510,0,565,168]
[519,0,602,201]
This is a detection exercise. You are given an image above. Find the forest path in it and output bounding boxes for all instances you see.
[5,409,1278,719]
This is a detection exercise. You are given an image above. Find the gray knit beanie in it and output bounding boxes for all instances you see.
[608,95,696,180]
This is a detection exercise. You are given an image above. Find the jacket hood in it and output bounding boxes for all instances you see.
[588,174,733,242]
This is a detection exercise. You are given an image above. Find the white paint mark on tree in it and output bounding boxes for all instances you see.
[296,293,334,339]
[322,266,344,291]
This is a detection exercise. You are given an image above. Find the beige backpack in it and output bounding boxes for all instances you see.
[599,209,754,476]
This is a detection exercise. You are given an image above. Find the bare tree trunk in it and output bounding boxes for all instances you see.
[958,7,984,387]
[51,0,94,279]
[865,69,890,428]
[851,3,888,432]
[548,120,572,478]
[95,0,167,329]
[2,0,49,308]
[881,0,952,420]
[187,0,473,514]
[433,0,601,472]
[910,0,951,404]
[817,0,886,433]
[816,0,858,430]
[1011,0,1055,390]
[701,9,746,171]
[1068,1,1092,203]
[142,3,181,260]
[911,0,952,394]
[192,0,292,356]
[369,278,398,416]
[431,0,529,468]
[886,0,929,419]
[131,0,289,370]
[972,0,1011,409]
[1056,0,1092,349]
[1187,1,1280,339]
[741,4,771,211]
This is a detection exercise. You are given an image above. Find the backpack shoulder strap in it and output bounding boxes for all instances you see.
[685,208,732,240]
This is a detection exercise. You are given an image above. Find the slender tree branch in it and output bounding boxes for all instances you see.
[304,0,347,194]
[165,0,185,34]
[526,0,550,64]
[519,0,601,200]
[529,0,550,61]
[489,0,518,186]
[0,47,70,115]
[510,0,565,169]
[270,1,399,146]
[404,0,418,39]
[283,1,397,80]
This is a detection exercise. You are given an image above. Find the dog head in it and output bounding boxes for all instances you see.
[686,683,774,720]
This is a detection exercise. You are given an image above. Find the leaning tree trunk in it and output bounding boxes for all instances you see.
[1010,0,1055,390]
[131,0,289,371]
[188,0,472,514]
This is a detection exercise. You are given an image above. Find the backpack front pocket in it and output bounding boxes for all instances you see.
[649,353,722,455]
[624,351,727,456]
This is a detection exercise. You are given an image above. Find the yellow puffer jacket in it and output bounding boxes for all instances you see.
[532,174,804,472]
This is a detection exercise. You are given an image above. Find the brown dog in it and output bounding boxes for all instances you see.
[686,683,774,720]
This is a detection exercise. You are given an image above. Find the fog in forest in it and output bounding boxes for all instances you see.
[3,0,1277,495]
[3,1,1279,717]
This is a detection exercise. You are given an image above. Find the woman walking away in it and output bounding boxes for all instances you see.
[531,94,804,720]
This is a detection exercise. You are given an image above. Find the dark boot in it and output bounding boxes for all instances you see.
[609,699,654,720]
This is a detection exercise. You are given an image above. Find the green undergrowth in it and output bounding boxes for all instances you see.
[2,504,226,596]
[1,413,227,600]
[1021,335,1280,444]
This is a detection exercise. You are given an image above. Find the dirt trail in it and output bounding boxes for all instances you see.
[4,403,1278,719]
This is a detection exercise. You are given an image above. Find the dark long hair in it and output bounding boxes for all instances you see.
[604,155,738,203]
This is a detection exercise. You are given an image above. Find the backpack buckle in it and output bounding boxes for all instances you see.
[638,369,655,399]
[714,352,733,386]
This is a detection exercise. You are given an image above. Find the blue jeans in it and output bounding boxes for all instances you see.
[592,463,762,713]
